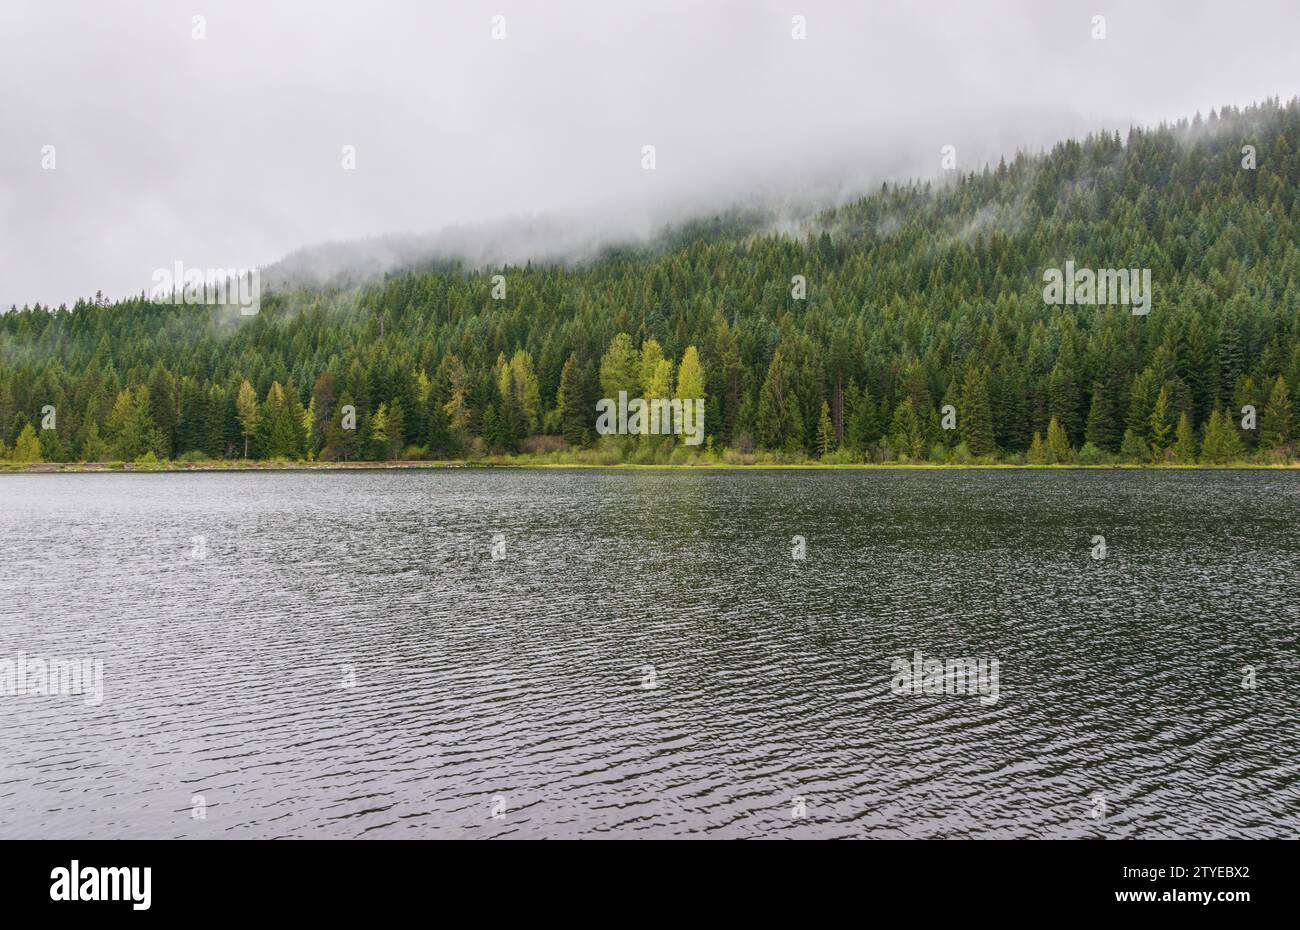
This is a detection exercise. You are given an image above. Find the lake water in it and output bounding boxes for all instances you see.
[1,469,1297,838]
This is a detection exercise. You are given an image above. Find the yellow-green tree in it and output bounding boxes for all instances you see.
[441,354,472,450]
[639,339,665,397]
[235,379,259,458]
[1028,431,1046,465]
[11,424,42,463]
[642,358,675,436]
[107,386,163,461]
[496,350,542,434]
[675,346,705,401]
[1046,416,1071,463]
[599,333,641,401]
[1201,407,1245,463]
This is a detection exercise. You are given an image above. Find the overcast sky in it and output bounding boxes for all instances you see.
[2,0,1298,308]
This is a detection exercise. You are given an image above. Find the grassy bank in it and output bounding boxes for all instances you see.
[2,457,1296,474]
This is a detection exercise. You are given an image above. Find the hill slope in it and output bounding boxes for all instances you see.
[4,98,1300,465]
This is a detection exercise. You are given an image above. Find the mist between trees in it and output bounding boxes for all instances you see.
[3,99,1300,468]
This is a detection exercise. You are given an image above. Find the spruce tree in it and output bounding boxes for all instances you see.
[498,373,523,452]
[425,391,451,456]
[107,386,164,461]
[847,383,877,452]
[257,382,304,459]
[1260,375,1293,450]
[1028,431,1046,465]
[369,403,390,460]
[1201,408,1245,464]
[757,348,802,451]
[815,400,834,456]
[556,353,589,447]
[1148,387,1171,459]
[1173,412,1197,463]
[1120,428,1149,462]
[386,400,406,458]
[1048,359,1080,445]
[1045,416,1071,463]
[890,399,924,459]
[959,365,996,456]
[1085,381,1119,451]
[11,424,42,463]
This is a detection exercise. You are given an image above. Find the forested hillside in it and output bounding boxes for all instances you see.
[4,98,1300,466]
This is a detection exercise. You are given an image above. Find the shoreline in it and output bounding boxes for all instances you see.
[2,460,1296,474]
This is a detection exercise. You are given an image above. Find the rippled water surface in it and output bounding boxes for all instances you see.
[1,469,1298,838]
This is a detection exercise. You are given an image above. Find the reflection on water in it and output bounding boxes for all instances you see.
[0,469,1297,838]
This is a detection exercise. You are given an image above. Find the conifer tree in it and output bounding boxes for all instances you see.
[815,400,834,456]
[79,419,108,462]
[756,348,802,451]
[1173,412,1197,463]
[498,372,523,452]
[498,350,541,435]
[847,383,878,452]
[39,428,67,463]
[1260,375,1293,450]
[425,390,451,456]
[1048,359,1081,445]
[11,424,41,463]
[1201,408,1245,463]
[1126,368,1158,443]
[1120,428,1148,462]
[556,353,588,447]
[479,405,499,452]
[441,355,472,451]
[326,392,359,461]
[1028,431,1046,465]
[258,382,304,459]
[302,396,317,457]
[204,384,231,458]
[890,398,925,459]
[235,380,259,459]
[599,333,641,401]
[107,386,164,461]
[1045,416,1071,463]
[959,365,996,456]
[369,403,390,460]
[675,345,706,401]
[385,400,406,458]
[1148,387,1172,459]
[1085,381,1119,452]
